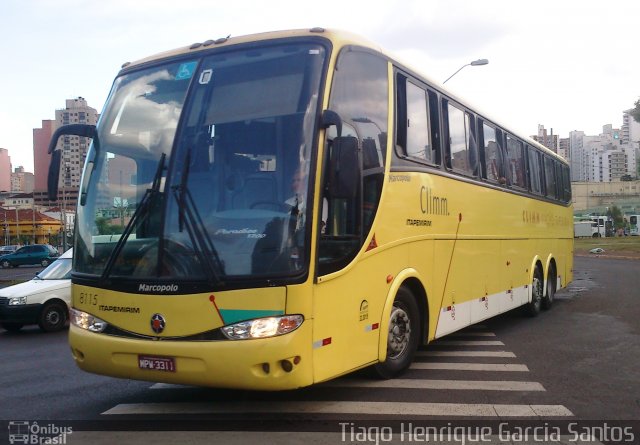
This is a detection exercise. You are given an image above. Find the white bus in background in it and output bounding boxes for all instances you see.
[629,215,640,236]
[589,216,612,237]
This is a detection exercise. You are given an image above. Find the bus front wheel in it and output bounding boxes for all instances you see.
[374,286,420,379]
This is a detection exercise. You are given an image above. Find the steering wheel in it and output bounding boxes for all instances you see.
[249,201,291,212]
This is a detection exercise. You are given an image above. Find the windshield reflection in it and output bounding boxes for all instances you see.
[38,258,72,280]
[74,42,326,285]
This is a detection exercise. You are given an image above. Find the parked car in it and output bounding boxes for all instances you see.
[0,249,72,332]
[0,245,19,255]
[0,244,59,268]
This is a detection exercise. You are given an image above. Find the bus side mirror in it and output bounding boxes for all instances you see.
[47,124,97,201]
[329,136,359,199]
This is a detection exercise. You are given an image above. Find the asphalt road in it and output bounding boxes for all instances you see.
[1,256,638,444]
[0,264,45,283]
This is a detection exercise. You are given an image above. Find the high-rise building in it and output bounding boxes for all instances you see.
[532,124,559,153]
[0,148,11,192]
[569,131,585,181]
[558,138,569,161]
[622,109,640,177]
[33,119,57,192]
[10,166,34,193]
[569,125,629,182]
[53,97,98,190]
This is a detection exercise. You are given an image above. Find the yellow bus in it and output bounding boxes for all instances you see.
[48,28,573,390]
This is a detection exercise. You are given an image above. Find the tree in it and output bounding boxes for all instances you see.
[95,217,121,235]
[632,98,640,123]
[607,205,624,230]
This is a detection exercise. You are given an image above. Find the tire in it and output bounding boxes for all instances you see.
[525,266,544,317]
[41,259,50,267]
[0,260,10,268]
[38,302,68,332]
[374,286,421,379]
[542,266,556,310]
[1,322,24,332]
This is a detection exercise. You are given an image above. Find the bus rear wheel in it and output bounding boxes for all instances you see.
[542,266,556,310]
[374,286,420,379]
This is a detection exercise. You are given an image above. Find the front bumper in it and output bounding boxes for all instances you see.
[0,304,42,324]
[68,320,314,390]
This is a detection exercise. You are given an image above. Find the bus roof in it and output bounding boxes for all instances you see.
[121,27,566,165]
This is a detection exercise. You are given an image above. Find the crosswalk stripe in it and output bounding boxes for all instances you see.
[415,350,516,358]
[102,401,572,417]
[410,363,529,371]
[324,379,544,391]
[432,340,505,346]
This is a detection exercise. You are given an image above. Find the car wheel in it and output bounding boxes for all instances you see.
[0,260,10,268]
[41,259,50,267]
[373,286,421,379]
[525,266,544,317]
[38,302,68,332]
[1,322,24,332]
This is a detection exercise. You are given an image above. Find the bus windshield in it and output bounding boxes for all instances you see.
[75,42,326,284]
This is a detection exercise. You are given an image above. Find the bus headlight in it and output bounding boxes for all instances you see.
[221,314,304,340]
[70,308,108,333]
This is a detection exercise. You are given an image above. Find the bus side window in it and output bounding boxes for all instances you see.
[505,135,526,189]
[527,146,543,195]
[544,155,557,199]
[318,49,389,276]
[443,101,477,177]
[479,121,505,184]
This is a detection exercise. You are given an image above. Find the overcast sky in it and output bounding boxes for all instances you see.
[1,0,639,172]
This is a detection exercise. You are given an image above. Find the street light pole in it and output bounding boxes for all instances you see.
[443,59,489,84]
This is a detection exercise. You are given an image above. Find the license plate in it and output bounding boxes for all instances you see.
[138,355,176,372]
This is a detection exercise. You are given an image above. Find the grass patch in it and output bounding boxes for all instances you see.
[575,236,640,255]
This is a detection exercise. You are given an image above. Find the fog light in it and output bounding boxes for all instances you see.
[280,360,293,373]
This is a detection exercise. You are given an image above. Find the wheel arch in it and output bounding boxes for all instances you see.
[378,268,429,362]
[40,297,69,314]
[528,257,544,303]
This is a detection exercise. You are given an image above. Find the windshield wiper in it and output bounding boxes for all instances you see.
[172,150,225,286]
[100,153,166,284]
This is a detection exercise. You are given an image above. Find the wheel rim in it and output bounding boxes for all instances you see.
[387,305,411,359]
[45,309,61,327]
[1,261,8,268]
[532,275,543,308]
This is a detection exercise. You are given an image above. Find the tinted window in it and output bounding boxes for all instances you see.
[405,82,432,162]
[481,122,504,183]
[562,165,572,202]
[527,147,543,195]
[544,156,556,199]
[506,135,526,189]
[319,49,389,276]
[446,103,476,175]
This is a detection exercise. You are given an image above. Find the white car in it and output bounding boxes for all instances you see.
[0,249,72,332]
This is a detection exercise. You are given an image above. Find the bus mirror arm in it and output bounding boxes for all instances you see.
[47,124,97,201]
[321,109,342,138]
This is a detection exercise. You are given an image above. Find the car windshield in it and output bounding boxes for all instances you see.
[74,41,326,285]
[37,258,72,280]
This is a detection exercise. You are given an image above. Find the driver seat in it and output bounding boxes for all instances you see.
[231,173,278,209]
